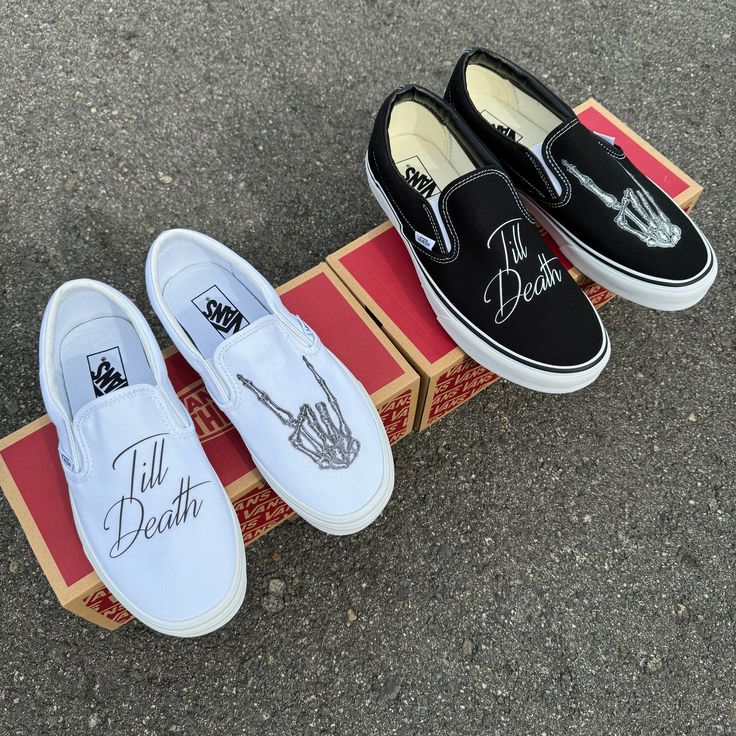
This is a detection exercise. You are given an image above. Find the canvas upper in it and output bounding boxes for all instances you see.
[145,229,393,532]
[39,279,245,630]
[445,48,716,287]
[366,85,608,374]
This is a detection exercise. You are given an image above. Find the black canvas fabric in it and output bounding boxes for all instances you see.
[445,48,712,284]
[367,85,494,259]
[366,86,606,371]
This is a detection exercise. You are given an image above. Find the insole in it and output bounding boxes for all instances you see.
[390,133,474,196]
[163,262,270,360]
[60,316,155,416]
[465,65,562,148]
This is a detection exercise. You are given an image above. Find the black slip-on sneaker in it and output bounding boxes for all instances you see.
[445,48,717,311]
[365,85,610,394]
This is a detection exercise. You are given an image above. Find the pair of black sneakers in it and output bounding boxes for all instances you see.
[366,48,717,393]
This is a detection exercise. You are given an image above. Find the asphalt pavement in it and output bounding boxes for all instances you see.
[0,1,734,734]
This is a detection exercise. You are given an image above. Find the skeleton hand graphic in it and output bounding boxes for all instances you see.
[237,356,360,470]
[562,159,681,249]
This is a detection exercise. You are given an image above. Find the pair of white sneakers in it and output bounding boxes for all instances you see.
[39,229,394,636]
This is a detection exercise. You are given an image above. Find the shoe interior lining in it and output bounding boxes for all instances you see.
[465,64,563,148]
[388,100,475,196]
[60,315,155,417]
[162,261,270,361]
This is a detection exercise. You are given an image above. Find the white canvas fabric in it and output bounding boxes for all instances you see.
[145,229,394,535]
[39,279,246,637]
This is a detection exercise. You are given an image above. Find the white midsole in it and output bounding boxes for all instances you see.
[364,153,610,394]
[70,488,247,637]
[519,191,718,311]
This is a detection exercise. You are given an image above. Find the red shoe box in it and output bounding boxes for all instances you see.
[327,98,703,430]
[0,264,419,630]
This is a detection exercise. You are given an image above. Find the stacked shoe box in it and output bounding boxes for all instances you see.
[327,99,704,429]
[0,100,704,630]
[0,264,419,629]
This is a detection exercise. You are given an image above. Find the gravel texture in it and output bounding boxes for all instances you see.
[0,1,734,734]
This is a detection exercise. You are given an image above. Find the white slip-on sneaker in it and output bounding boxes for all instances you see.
[145,229,394,536]
[39,279,246,637]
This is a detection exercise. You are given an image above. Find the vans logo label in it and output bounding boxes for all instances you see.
[87,346,129,397]
[397,156,439,198]
[480,110,523,142]
[414,231,436,251]
[192,285,248,339]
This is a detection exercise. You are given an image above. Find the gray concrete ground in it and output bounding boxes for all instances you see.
[1,1,734,733]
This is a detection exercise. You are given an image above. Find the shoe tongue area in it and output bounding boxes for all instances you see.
[540,118,645,199]
[439,164,507,198]
[435,165,563,267]
[212,313,314,379]
[406,168,503,257]
[211,313,279,366]
[410,165,527,257]
[436,165,518,238]
[540,117,612,168]
[72,384,178,451]
[529,118,618,198]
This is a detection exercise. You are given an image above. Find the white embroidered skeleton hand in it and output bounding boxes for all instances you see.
[237,356,361,470]
[562,159,681,249]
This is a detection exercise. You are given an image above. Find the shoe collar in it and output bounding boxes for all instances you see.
[147,229,317,405]
[39,279,188,473]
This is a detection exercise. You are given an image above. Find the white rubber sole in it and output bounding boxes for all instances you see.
[248,369,395,536]
[70,491,247,637]
[520,192,718,312]
[365,153,610,394]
